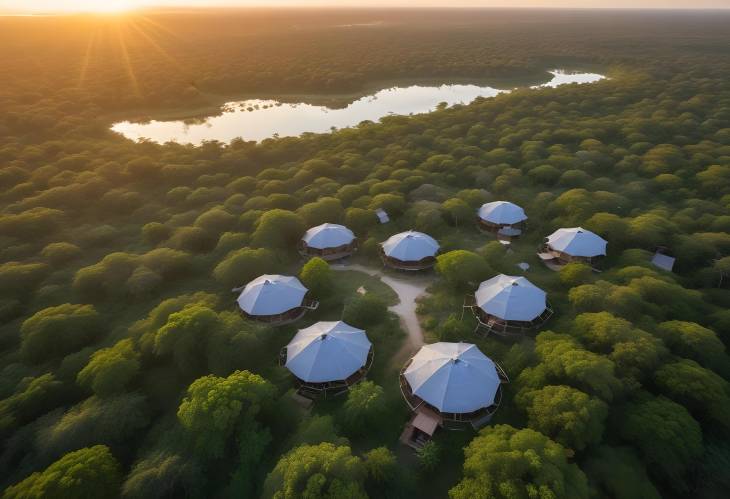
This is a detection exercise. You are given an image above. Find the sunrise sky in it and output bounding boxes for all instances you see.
[1,0,729,14]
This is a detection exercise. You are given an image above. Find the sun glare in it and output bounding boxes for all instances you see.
[72,1,139,14]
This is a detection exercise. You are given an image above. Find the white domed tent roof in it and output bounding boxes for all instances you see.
[237,275,308,316]
[285,321,371,383]
[381,231,439,261]
[478,201,527,225]
[546,227,607,257]
[404,342,501,414]
[475,275,547,321]
[302,223,355,250]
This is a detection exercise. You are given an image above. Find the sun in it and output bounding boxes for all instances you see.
[72,1,140,14]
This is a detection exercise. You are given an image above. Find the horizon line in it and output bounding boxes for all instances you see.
[3,5,730,15]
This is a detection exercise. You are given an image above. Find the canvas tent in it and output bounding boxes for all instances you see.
[468,274,553,335]
[540,227,607,266]
[380,231,439,270]
[546,227,607,257]
[478,201,527,228]
[400,342,507,425]
[283,321,373,388]
[236,274,317,324]
[299,223,357,260]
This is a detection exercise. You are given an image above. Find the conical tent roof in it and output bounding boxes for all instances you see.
[404,342,501,414]
[302,223,355,250]
[478,201,527,225]
[381,231,439,261]
[237,274,307,316]
[546,227,607,257]
[285,321,371,383]
[475,274,547,321]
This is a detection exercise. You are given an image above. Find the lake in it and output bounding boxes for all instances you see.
[111,70,604,144]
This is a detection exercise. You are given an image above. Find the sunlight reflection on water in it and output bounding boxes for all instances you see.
[111,70,604,144]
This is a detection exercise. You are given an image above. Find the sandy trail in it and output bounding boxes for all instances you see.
[331,262,433,366]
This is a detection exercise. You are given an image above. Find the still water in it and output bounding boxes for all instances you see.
[111,70,604,144]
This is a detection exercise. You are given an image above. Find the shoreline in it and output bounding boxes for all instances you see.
[106,66,605,125]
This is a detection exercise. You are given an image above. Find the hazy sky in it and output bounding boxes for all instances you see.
[2,0,730,14]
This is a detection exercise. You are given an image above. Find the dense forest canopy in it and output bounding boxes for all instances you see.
[1,7,729,499]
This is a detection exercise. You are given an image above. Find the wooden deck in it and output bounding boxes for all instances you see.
[280,347,374,399]
[380,254,436,271]
[464,296,554,337]
[299,241,357,262]
[399,360,507,427]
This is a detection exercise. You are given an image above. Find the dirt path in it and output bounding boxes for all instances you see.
[331,262,433,367]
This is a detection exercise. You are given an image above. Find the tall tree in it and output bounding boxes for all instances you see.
[177,370,275,458]
[263,443,367,499]
[4,445,121,499]
[449,425,589,499]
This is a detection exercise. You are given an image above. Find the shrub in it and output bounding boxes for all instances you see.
[77,339,141,397]
[559,262,593,287]
[263,443,367,499]
[251,209,305,249]
[38,394,149,459]
[0,261,50,296]
[449,425,588,499]
[299,257,332,298]
[4,445,121,499]
[364,447,397,484]
[213,247,277,288]
[435,250,491,289]
[516,385,608,451]
[342,293,388,329]
[141,222,171,245]
[41,242,82,267]
[341,381,386,435]
[168,226,217,253]
[20,304,101,363]
[417,441,441,471]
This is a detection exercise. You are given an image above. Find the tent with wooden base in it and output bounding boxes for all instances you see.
[477,201,527,239]
[299,223,357,261]
[539,227,607,267]
[466,274,553,336]
[281,321,373,397]
[380,231,439,270]
[399,342,508,432]
[236,274,318,325]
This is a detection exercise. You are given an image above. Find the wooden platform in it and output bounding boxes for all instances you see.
[400,408,442,450]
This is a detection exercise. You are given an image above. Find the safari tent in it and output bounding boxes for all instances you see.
[380,230,439,270]
[236,274,318,325]
[280,321,373,397]
[539,227,607,267]
[399,342,508,440]
[465,274,553,336]
[299,223,357,261]
[477,201,527,239]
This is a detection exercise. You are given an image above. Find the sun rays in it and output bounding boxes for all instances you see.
[75,14,184,98]
[77,27,98,88]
